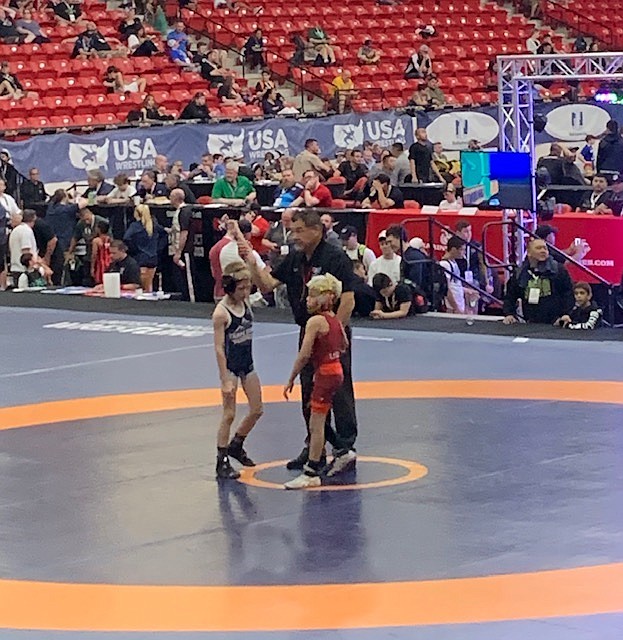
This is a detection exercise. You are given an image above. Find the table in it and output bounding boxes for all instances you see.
[187,180,279,207]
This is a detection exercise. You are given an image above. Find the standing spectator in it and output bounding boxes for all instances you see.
[140,94,173,121]
[123,204,166,292]
[580,134,599,165]
[82,169,114,201]
[243,209,271,257]
[439,184,462,210]
[49,0,85,25]
[370,273,413,320]
[15,8,50,44]
[8,210,37,285]
[292,138,333,181]
[244,28,266,71]
[90,219,111,285]
[526,29,541,54]
[330,69,357,114]
[439,235,466,314]
[67,208,107,286]
[291,170,334,208]
[596,120,623,174]
[361,174,404,209]
[367,230,401,286]
[404,45,432,79]
[319,213,341,247]
[0,176,19,214]
[307,24,336,66]
[21,168,48,209]
[32,212,63,285]
[424,75,446,107]
[535,223,589,262]
[264,209,294,268]
[336,148,368,191]
[503,238,574,325]
[0,61,38,101]
[357,38,381,65]
[391,142,411,186]
[409,128,444,183]
[179,92,210,121]
[272,168,303,207]
[46,189,84,254]
[340,225,376,273]
[211,162,256,206]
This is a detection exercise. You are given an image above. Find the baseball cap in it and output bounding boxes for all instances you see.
[378,229,387,241]
[339,225,358,240]
[535,224,558,239]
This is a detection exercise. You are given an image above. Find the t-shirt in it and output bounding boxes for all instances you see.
[377,282,413,313]
[337,161,367,190]
[367,254,402,286]
[211,176,255,200]
[311,183,333,208]
[107,254,141,286]
[9,223,37,273]
[108,185,136,200]
[292,150,327,181]
[369,185,404,209]
[72,215,107,261]
[408,142,434,183]
[177,205,194,255]
[0,193,19,216]
[331,76,355,96]
[344,245,376,271]
[273,183,303,207]
[249,215,270,255]
[439,258,465,313]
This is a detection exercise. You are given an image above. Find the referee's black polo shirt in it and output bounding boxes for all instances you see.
[272,239,355,327]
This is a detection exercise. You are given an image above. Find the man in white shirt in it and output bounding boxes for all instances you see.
[367,230,401,286]
[0,177,20,216]
[9,210,38,278]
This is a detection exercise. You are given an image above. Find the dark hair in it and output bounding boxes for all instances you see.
[111,239,127,252]
[372,272,392,292]
[385,224,407,242]
[22,209,36,223]
[446,236,465,252]
[573,281,592,296]
[455,220,472,232]
[20,252,34,268]
[142,169,156,181]
[376,173,391,185]
[391,142,404,152]
[304,138,318,149]
[51,189,66,205]
[96,219,110,234]
[606,120,619,134]
[291,210,322,228]
[352,259,364,269]
[594,173,608,180]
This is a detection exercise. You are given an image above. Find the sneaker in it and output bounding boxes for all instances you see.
[216,456,241,480]
[325,449,357,477]
[284,469,321,490]
[228,441,255,467]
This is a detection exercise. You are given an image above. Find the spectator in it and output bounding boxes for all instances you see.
[243,209,271,257]
[140,93,173,121]
[123,204,167,292]
[555,281,602,330]
[194,46,228,86]
[213,154,226,178]
[255,69,275,95]
[273,168,303,207]
[262,151,280,178]
[0,60,38,100]
[153,154,169,181]
[351,259,377,317]
[164,173,196,204]
[71,22,118,59]
[424,75,446,108]
[409,128,444,183]
[432,143,457,183]
[536,39,554,55]
[336,148,368,191]
[370,272,413,319]
[357,38,381,65]
[66,208,108,286]
[211,162,256,206]
[244,28,265,71]
[484,60,498,91]
[599,172,623,216]
[367,230,401,286]
[98,240,141,291]
[8,209,37,284]
[319,212,341,247]
[264,208,295,269]
[385,225,430,292]
[103,65,147,94]
[293,138,333,181]
[467,139,481,151]
[46,189,85,253]
[290,31,314,67]
[391,142,411,186]
[0,7,21,43]
[439,184,462,210]
[307,24,335,66]
[579,173,610,211]
[82,169,114,201]
[261,88,284,115]
[32,211,63,285]
[368,150,397,184]
[503,238,574,325]
[137,169,168,201]
[90,219,111,285]
[179,92,210,121]
[407,86,428,108]
[171,160,188,179]
[0,173,18,213]
[526,29,540,54]
[189,153,215,179]
[128,27,159,56]
[17,252,50,288]
[596,120,623,174]
[166,20,188,54]
[167,188,197,300]
[20,168,48,209]
[535,224,589,263]
[49,0,84,25]
[340,225,376,273]
[361,173,404,209]
[119,8,142,40]
[439,235,466,314]
[104,173,136,204]
[404,44,432,80]
[580,134,599,165]
[291,169,334,208]
[330,69,357,114]
[15,8,50,44]
[217,76,246,107]
[167,38,195,69]
[455,220,488,312]
[536,142,565,184]
[561,147,587,185]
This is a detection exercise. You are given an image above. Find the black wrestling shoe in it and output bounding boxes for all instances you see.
[286,446,309,470]
[227,441,256,467]
[216,456,241,480]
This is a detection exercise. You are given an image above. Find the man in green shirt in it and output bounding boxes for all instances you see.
[211,163,257,206]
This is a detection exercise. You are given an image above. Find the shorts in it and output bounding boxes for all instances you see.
[310,363,343,414]
[227,362,255,380]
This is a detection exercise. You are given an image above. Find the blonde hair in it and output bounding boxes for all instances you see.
[134,204,153,237]
[307,273,342,298]
[223,260,251,283]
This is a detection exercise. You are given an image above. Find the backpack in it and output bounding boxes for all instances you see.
[401,279,429,314]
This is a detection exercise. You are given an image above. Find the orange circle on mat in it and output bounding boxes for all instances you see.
[0,379,622,633]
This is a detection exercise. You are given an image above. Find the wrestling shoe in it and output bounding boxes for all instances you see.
[325,449,357,477]
[286,447,327,470]
[227,441,256,467]
[216,456,241,480]
[284,467,322,490]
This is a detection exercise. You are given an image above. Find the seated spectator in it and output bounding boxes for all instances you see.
[319,212,341,247]
[598,172,623,216]
[261,88,284,116]
[0,7,22,43]
[262,151,280,178]
[8,210,38,284]
[90,219,111,285]
[211,162,256,206]
[140,93,173,121]
[217,76,246,107]
[424,75,446,108]
[467,139,481,151]
[439,235,467,314]
[71,23,119,59]
[21,167,48,209]
[17,252,50,288]
[290,32,315,67]
[128,27,159,57]
[82,169,114,201]
[244,28,266,71]
[370,273,413,319]
[15,8,50,44]
[119,8,142,41]
[188,153,215,179]
[0,60,38,100]
[336,148,367,191]
[104,173,136,204]
[351,259,377,317]
[164,173,196,204]
[404,45,432,80]
[503,238,574,325]
[273,168,303,207]
[555,281,602,330]
[390,142,411,185]
[96,240,141,291]
[340,225,376,273]
[368,150,397,183]
[49,0,85,25]
[361,174,404,209]
[137,169,168,201]
[103,65,146,94]
[330,69,357,114]
[484,60,497,91]
[194,44,226,86]
[439,184,462,210]
[213,154,226,177]
[432,142,458,183]
[408,86,429,108]
[579,173,610,211]
[166,20,188,54]
[167,38,195,69]
[171,160,188,179]
[385,225,431,293]
[291,169,333,208]
[367,230,401,286]
[255,69,275,96]
[243,209,271,257]
[357,38,381,65]
[153,154,169,182]
[307,24,335,66]
[536,39,555,55]
[179,92,210,121]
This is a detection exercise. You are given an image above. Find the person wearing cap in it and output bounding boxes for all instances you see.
[579,174,610,211]
[439,184,462,211]
[357,38,381,65]
[598,173,623,216]
[535,224,589,263]
[367,230,402,286]
[211,162,256,206]
[340,225,376,273]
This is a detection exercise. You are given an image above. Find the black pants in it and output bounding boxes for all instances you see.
[299,325,358,452]
[172,253,196,302]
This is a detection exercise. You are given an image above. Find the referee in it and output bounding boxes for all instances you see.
[245,209,358,475]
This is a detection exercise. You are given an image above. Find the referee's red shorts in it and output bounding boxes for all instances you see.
[310,362,344,414]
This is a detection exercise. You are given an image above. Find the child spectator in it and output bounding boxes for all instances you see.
[351,259,377,318]
[370,273,413,319]
[555,282,603,330]
[17,252,50,288]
